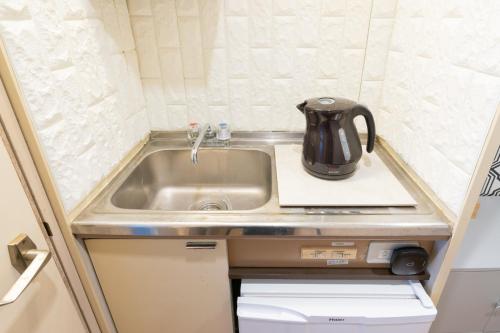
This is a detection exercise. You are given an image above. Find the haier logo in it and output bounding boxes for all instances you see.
[328,318,345,322]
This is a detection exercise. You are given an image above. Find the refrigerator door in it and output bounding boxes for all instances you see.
[238,280,436,333]
[241,279,417,298]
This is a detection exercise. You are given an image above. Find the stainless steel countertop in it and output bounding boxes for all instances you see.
[72,132,452,239]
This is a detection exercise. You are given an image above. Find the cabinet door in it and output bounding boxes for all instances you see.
[86,239,233,333]
[485,300,500,332]
[431,270,500,333]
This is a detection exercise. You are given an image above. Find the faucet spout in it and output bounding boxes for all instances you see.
[191,123,211,165]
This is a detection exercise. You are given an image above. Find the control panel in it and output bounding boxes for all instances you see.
[228,238,432,268]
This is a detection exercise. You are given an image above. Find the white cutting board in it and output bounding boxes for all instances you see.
[274,145,417,207]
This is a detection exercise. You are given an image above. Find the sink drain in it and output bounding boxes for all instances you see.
[189,199,230,211]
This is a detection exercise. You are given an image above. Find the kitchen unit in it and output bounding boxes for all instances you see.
[0,0,498,332]
[74,132,451,333]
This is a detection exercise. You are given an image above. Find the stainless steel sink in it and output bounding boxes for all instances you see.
[111,149,272,211]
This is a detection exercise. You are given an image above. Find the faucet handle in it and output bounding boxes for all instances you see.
[216,123,231,141]
[187,122,200,141]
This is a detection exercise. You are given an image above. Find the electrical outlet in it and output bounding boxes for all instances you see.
[366,241,419,264]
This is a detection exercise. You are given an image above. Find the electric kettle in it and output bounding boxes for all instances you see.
[297,97,376,180]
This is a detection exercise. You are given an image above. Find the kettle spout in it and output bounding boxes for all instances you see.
[297,101,307,113]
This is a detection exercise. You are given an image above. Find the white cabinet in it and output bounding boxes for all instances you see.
[85,239,233,333]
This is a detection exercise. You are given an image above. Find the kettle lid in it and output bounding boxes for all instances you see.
[302,97,357,113]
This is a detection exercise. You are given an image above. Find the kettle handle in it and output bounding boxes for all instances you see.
[351,105,376,153]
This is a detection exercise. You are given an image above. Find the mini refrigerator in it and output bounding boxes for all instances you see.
[237,279,437,333]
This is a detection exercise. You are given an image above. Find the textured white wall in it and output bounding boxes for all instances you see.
[131,0,499,214]
[0,1,150,212]
[373,0,500,214]
[129,0,376,131]
[1,0,498,218]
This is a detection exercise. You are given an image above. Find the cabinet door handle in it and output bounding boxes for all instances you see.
[185,241,217,249]
[1,234,52,307]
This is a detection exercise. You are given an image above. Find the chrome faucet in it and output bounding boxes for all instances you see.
[191,123,212,165]
[189,122,231,164]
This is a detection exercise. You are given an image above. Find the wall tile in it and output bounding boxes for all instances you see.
[130,16,161,78]
[124,50,146,115]
[158,47,186,103]
[363,18,393,81]
[199,0,225,48]
[228,78,252,129]
[177,16,204,78]
[320,0,345,17]
[208,105,231,124]
[293,48,318,100]
[270,78,295,129]
[0,1,30,19]
[372,0,398,18]
[175,0,199,17]
[142,79,168,129]
[271,16,295,79]
[166,104,189,129]
[343,0,372,49]
[127,0,152,16]
[316,79,339,97]
[339,49,365,99]
[249,13,272,47]
[153,0,180,48]
[184,78,208,122]
[177,15,201,47]
[179,45,204,79]
[225,0,248,16]
[226,16,249,78]
[272,0,296,16]
[204,48,228,105]
[249,48,272,105]
[251,106,273,130]
[114,0,140,51]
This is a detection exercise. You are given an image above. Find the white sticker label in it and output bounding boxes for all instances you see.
[327,259,349,265]
[301,248,357,260]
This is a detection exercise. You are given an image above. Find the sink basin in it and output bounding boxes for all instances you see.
[111,149,272,211]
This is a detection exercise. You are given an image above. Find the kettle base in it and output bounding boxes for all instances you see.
[302,157,358,180]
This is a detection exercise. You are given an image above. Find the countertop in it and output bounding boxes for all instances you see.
[72,132,452,239]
